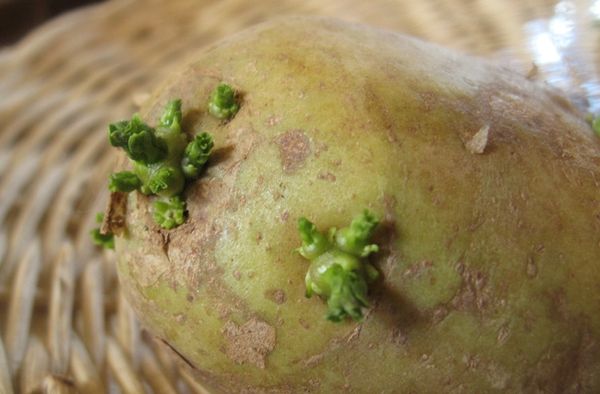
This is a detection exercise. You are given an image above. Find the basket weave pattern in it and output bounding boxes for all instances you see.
[0,0,596,392]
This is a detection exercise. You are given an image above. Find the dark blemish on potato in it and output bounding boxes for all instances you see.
[275,130,311,173]
[222,318,276,369]
[160,338,197,370]
[265,289,287,304]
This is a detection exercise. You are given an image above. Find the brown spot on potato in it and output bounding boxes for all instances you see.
[303,354,324,368]
[431,306,448,325]
[275,130,311,173]
[298,319,310,330]
[403,260,433,279]
[265,289,287,304]
[346,325,362,343]
[317,171,336,182]
[526,256,538,278]
[222,318,276,369]
[497,324,510,345]
[390,328,408,346]
[451,263,491,313]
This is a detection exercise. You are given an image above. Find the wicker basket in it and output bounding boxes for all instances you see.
[0,0,598,392]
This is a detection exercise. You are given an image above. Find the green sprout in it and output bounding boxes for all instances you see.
[146,166,184,196]
[108,114,167,164]
[159,98,183,129]
[108,171,142,193]
[334,210,380,257]
[106,99,215,229]
[153,196,186,229]
[182,133,214,179]
[297,210,380,322]
[208,83,239,120]
[90,213,114,249]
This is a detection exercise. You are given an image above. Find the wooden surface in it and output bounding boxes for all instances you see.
[0,0,598,392]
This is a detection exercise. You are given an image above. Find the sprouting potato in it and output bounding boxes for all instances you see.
[110,17,600,393]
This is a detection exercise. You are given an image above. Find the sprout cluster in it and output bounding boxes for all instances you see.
[99,83,239,235]
[106,98,210,229]
[297,211,380,322]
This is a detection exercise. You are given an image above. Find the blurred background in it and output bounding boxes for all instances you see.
[0,0,105,45]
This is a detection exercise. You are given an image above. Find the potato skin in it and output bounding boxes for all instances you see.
[116,17,600,393]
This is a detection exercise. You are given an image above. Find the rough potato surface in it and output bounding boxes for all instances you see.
[115,17,600,393]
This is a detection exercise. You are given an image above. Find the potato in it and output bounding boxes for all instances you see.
[114,17,600,393]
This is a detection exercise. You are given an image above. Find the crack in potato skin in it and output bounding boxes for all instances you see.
[115,17,600,393]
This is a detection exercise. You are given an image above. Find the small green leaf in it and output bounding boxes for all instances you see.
[159,99,183,129]
[153,196,186,229]
[335,210,379,257]
[127,126,167,164]
[108,171,142,192]
[148,166,176,194]
[108,120,132,148]
[181,132,214,179]
[208,83,240,120]
[90,212,114,249]
[108,115,167,164]
[297,217,331,260]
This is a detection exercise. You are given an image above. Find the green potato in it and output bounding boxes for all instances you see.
[114,17,600,393]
